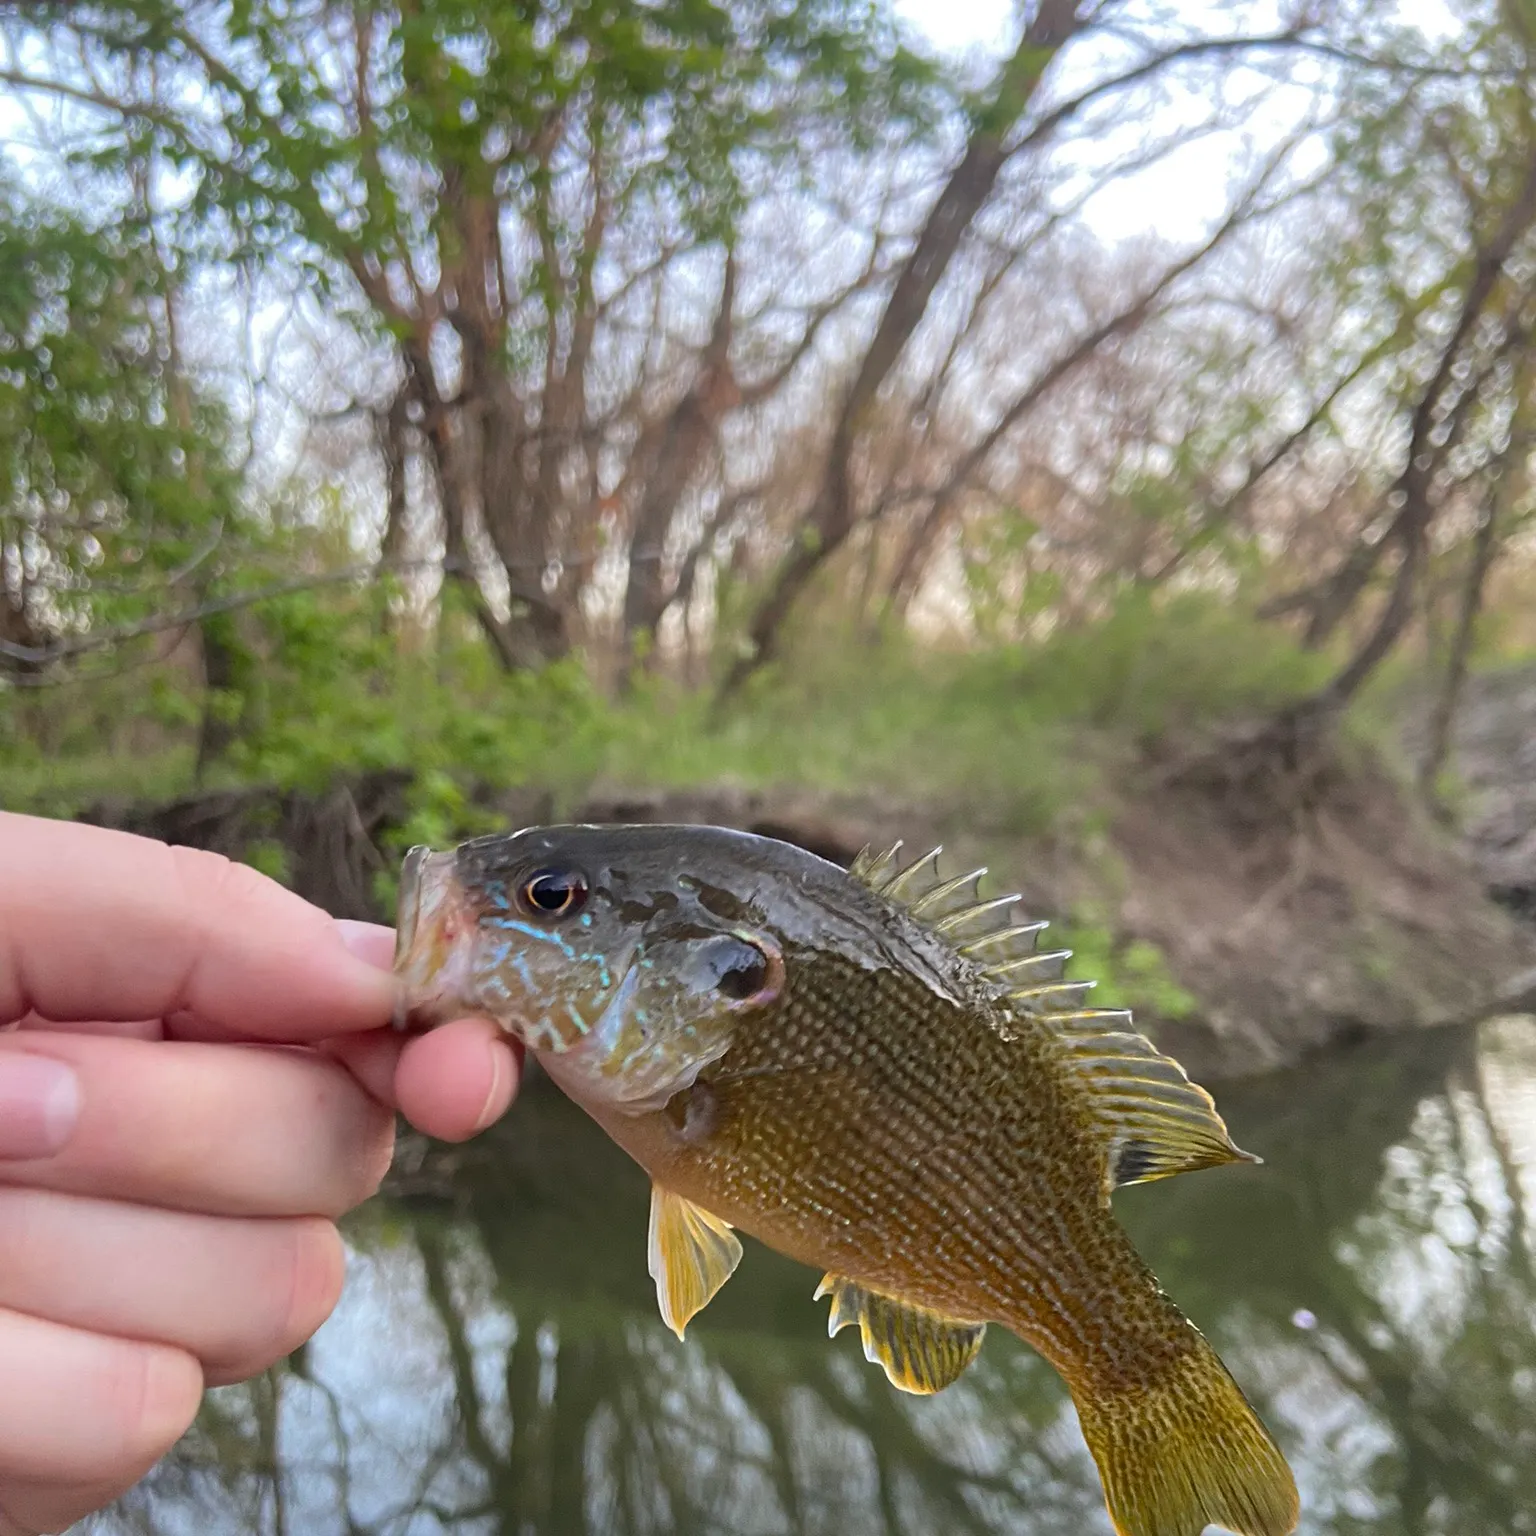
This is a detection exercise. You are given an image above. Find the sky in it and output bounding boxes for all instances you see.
[892,0,1463,245]
[895,0,1014,52]
[893,0,1304,246]
[0,2,1462,252]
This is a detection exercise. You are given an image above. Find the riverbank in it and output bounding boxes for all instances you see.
[67,697,1535,1084]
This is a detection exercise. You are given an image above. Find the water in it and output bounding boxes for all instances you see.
[97,1016,1536,1536]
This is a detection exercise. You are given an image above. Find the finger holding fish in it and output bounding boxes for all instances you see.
[325,1017,522,1142]
[0,1033,393,1219]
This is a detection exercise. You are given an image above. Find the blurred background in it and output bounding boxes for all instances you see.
[5,0,1536,1530]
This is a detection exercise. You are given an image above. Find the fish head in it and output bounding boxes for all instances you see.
[393,826,789,1114]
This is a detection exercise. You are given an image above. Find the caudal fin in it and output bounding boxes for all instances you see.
[1071,1333,1298,1536]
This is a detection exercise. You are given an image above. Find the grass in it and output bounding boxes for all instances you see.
[0,591,1337,835]
[0,746,196,816]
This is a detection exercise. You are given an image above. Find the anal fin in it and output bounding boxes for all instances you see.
[815,1274,986,1394]
[647,1184,742,1340]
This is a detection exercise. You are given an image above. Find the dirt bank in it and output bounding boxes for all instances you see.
[74,726,1535,1084]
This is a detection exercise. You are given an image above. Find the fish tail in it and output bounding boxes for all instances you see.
[1069,1331,1298,1536]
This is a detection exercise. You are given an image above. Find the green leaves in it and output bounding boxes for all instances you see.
[33,0,943,289]
[0,180,239,662]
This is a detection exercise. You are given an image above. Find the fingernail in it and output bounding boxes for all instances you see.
[336,920,397,973]
[471,1045,510,1134]
[0,1054,80,1159]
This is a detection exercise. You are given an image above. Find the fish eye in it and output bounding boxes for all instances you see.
[519,868,589,919]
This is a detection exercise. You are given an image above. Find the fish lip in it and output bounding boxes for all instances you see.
[392,847,476,1033]
[395,847,429,957]
[391,846,431,1031]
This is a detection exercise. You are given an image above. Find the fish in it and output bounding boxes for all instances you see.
[392,823,1300,1536]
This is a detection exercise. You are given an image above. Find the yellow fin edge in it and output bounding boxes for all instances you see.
[647,1184,742,1340]
[816,1273,986,1394]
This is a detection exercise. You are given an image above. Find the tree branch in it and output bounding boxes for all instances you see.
[0,558,458,669]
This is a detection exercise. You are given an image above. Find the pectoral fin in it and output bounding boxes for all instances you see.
[647,1184,743,1340]
[816,1274,986,1394]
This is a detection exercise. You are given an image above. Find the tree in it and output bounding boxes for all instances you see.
[714,0,1340,702]
[0,181,238,681]
[1,0,942,672]
[1250,1,1536,740]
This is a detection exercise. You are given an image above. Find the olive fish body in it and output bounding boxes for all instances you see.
[394,824,1299,1536]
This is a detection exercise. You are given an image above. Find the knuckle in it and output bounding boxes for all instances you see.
[314,1069,396,1214]
[165,843,239,911]
[277,1218,346,1356]
[166,845,299,943]
[206,1219,346,1387]
[350,1106,397,1207]
[101,1342,202,1477]
[296,1055,396,1218]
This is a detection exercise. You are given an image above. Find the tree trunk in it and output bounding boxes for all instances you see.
[1417,499,1502,809]
[716,0,1085,705]
[194,609,241,783]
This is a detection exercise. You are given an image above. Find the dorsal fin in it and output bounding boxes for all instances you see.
[1050,1009,1258,1193]
[852,842,1052,974]
[851,842,1256,1193]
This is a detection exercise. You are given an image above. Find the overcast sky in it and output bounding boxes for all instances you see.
[894,0,1298,245]
[893,0,1462,245]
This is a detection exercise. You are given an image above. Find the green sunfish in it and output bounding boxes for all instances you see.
[392,824,1299,1536]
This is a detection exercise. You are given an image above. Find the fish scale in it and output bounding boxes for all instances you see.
[394,823,1300,1536]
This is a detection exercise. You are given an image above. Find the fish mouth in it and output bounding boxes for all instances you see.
[392,845,476,1031]
[394,846,430,974]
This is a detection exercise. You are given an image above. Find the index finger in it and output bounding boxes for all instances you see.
[0,813,397,1041]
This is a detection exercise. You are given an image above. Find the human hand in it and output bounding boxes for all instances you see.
[0,812,521,1535]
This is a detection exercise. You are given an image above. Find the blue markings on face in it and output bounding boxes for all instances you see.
[483,880,511,911]
[475,908,626,1021]
[482,915,580,960]
[566,1002,589,1036]
[579,912,593,927]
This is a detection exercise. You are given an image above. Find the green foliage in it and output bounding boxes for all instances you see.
[244,838,291,886]
[45,0,943,296]
[609,639,1083,833]
[1056,915,1198,1024]
[0,588,1334,827]
[1010,592,1332,737]
[0,181,241,654]
[219,593,615,797]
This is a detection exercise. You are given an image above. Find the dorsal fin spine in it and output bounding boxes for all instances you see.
[933,894,1020,934]
[851,842,902,885]
[1011,980,1095,1003]
[985,949,1074,980]
[959,920,1048,955]
[908,867,987,916]
[881,846,942,899]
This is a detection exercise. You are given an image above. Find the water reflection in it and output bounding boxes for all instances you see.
[93,1018,1536,1535]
